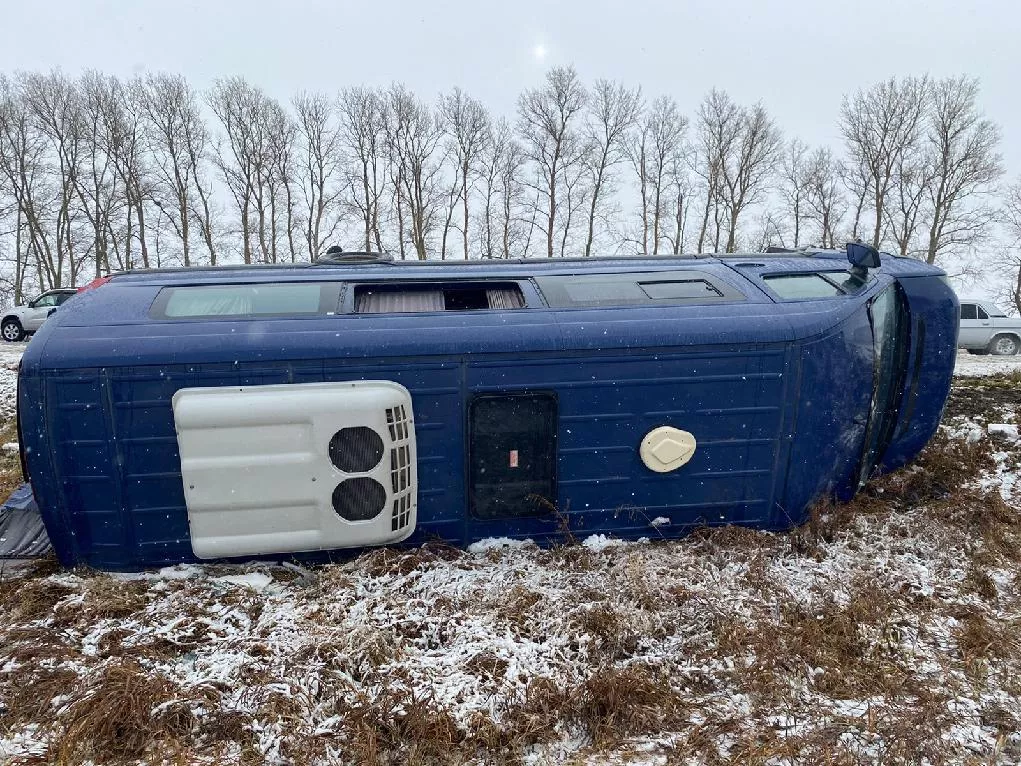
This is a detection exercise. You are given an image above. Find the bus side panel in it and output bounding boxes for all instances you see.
[463,344,795,543]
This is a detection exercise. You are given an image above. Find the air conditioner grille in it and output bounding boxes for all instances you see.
[387,405,414,531]
[329,426,384,473]
[392,494,412,531]
[332,477,387,521]
[385,405,409,442]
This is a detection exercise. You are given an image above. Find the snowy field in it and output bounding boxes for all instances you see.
[0,344,1019,764]
[953,349,1021,377]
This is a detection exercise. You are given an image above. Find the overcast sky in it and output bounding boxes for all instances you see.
[0,0,1017,175]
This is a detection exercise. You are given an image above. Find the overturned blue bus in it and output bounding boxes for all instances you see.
[16,244,958,571]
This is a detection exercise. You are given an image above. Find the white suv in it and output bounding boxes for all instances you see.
[958,299,1021,356]
[2,288,77,342]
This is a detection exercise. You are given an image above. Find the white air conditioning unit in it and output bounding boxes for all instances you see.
[172,381,417,559]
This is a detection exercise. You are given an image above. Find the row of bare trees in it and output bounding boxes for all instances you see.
[0,67,1010,307]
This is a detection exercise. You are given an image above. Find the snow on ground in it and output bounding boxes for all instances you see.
[0,372,1018,764]
[952,349,1021,377]
[0,343,1019,763]
[0,342,24,421]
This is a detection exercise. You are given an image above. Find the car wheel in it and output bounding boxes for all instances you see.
[989,334,1020,356]
[1,319,24,342]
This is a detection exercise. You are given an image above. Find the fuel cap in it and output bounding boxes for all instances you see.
[639,426,697,473]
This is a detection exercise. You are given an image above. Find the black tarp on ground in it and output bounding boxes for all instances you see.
[0,483,51,558]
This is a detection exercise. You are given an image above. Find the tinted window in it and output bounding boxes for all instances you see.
[960,304,977,320]
[977,306,989,320]
[639,280,722,300]
[763,274,843,299]
[154,283,331,318]
[55,293,74,305]
[536,271,740,308]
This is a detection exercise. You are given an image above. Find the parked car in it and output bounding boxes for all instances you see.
[1,288,77,342]
[958,298,1021,355]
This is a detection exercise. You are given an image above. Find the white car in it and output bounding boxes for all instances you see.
[958,298,1021,356]
[2,288,78,342]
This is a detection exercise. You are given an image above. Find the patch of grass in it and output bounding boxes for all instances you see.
[361,540,469,578]
[0,578,74,621]
[54,575,148,625]
[571,602,639,661]
[953,608,1021,665]
[574,663,686,746]
[52,659,199,764]
[332,685,463,766]
[0,665,79,730]
[0,419,23,502]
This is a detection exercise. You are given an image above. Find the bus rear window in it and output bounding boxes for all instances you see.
[153,283,333,318]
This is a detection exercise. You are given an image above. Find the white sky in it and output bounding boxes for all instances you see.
[0,0,1016,175]
[0,0,1017,302]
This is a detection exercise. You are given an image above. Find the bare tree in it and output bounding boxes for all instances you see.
[517,66,588,257]
[921,76,1003,264]
[263,100,298,263]
[664,150,693,254]
[582,79,639,256]
[208,77,263,263]
[1002,180,1021,314]
[840,76,928,249]
[338,86,386,253]
[383,84,444,260]
[100,76,153,270]
[885,143,932,256]
[804,147,845,248]
[0,75,56,296]
[479,118,527,259]
[135,72,215,266]
[693,90,741,253]
[293,91,344,260]
[19,70,85,285]
[628,95,686,254]
[778,138,810,247]
[74,71,124,276]
[439,88,490,260]
[719,101,782,253]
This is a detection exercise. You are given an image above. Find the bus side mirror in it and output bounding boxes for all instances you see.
[847,242,881,271]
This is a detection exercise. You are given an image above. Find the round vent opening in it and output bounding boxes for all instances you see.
[332,477,387,521]
[329,427,384,473]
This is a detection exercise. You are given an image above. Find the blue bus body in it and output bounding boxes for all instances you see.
[17,250,958,570]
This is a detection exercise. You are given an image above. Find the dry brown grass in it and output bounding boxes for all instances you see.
[0,418,23,501]
[953,608,1021,667]
[331,685,464,766]
[571,602,639,661]
[0,578,74,621]
[714,578,909,701]
[0,665,79,731]
[51,659,201,765]
[574,663,686,745]
[361,540,469,578]
[0,377,1018,764]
